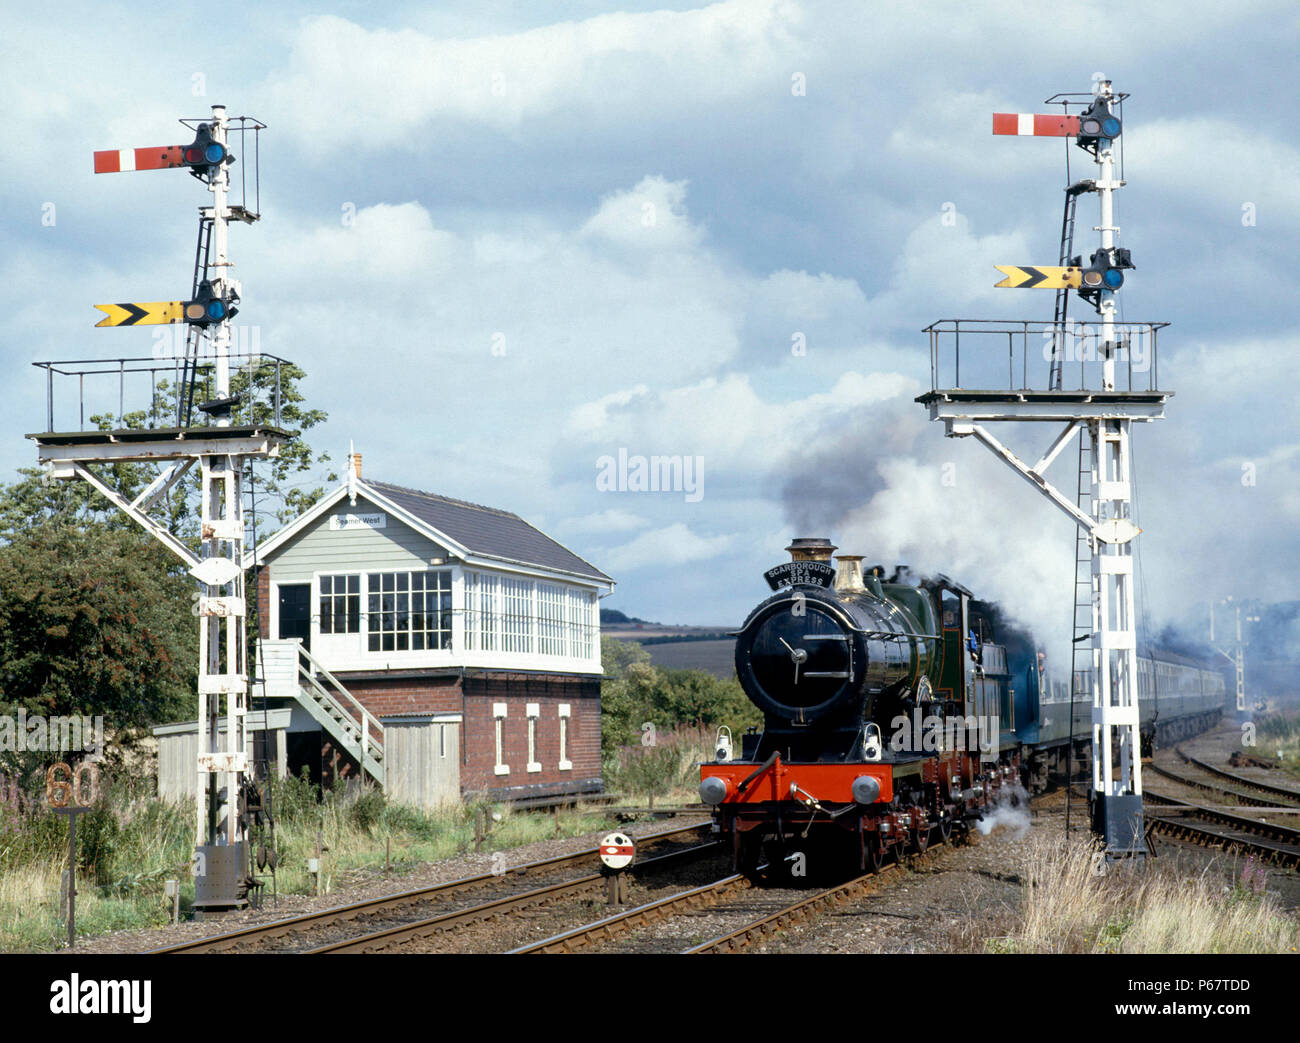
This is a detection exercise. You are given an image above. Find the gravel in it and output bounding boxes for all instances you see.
[69,815,710,954]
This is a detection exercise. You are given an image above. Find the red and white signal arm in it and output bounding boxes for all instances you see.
[599,832,635,870]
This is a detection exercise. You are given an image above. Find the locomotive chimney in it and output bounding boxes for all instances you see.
[785,537,837,563]
[833,555,868,595]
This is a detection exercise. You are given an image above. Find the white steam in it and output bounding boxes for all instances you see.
[780,388,1080,673]
[976,783,1032,838]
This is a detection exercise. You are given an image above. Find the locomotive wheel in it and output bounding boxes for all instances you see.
[937,816,952,843]
[914,823,930,853]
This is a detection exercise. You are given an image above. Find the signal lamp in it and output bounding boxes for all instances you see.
[182,124,227,170]
[1077,249,1135,309]
[1076,100,1121,149]
[184,280,237,326]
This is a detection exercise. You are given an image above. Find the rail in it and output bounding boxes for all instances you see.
[1173,747,1300,805]
[923,318,1168,394]
[32,351,292,433]
[151,823,710,953]
[295,643,386,768]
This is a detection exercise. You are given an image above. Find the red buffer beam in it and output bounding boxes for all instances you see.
[992,113,1080,137]
[93,146,185,174]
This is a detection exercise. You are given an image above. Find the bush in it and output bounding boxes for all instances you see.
[598,637,760,760]
[76,803,120,885]
[267,767,322,827]
[347,787,386,833]
[604,725,712,804]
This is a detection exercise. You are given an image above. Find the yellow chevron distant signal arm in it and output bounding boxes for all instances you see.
[994,265,1082,289]
[94,301,187,327]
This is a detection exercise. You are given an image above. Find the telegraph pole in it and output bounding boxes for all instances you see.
[1211,598,1256,716]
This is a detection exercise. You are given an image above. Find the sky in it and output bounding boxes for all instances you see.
[2,1,1297,652]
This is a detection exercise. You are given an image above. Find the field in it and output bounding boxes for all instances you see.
[0,770,626,953]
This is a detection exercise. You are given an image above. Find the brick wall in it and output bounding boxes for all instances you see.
[338,676,464,718]
[461,675,602,798]
[281,664,602,801]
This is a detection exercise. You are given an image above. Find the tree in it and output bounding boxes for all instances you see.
[0,521,198,727]
[0,363,334,744]
[598,636,760,760]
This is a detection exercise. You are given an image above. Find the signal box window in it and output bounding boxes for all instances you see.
[367,570,452,652]
[319,574,360,634]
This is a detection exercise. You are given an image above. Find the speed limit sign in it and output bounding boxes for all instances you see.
[598,832,635,871]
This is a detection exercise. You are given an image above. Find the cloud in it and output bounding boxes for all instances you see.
[2,0,1297,639]
[264,2,804,154]
[557,508,648,535]
[599,522,733,572]
[1134,118,1300,226]
[580,176,703,251]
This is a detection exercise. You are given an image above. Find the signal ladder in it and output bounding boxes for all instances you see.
[1056,179,1097,798]
[1066,433,1093,793]
[177,216,215,426]
[1048,179,1096,390]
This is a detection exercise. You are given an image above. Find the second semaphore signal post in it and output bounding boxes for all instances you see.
[920,80,1169,857]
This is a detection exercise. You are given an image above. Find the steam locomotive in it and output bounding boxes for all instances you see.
[698,538,1227,881]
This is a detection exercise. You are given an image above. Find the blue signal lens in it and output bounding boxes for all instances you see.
[1102,269,1124,290]
[207,300,226,320]
[1101,117,1121,138]
[205,144,225,164]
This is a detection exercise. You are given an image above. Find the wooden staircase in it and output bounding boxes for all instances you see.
[256,639,385,786]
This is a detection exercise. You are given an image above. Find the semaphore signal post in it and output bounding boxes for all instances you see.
[28,105,291,912]
[919,80,1169,857]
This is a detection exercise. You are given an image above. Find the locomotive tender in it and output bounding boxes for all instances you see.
[698,538,1227,880]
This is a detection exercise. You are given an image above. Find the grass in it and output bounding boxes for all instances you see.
[1254,709,1300,782]
[0,769,627,952]
[603,724,714,807]
[977,832,1300,954]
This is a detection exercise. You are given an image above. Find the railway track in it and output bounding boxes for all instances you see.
[1145,762,1291,809]
[508,873,751,953]
[1172,747,1300,806]
[1144,790,1300,847]
[683,860,917,953]
[511,841,952,954]
[1147,816,1300,870]
[150,822,711,954]
[311,841,720,953]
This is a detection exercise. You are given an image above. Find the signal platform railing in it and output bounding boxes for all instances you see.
[924,319,1168,395]
[32,351,292,434]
